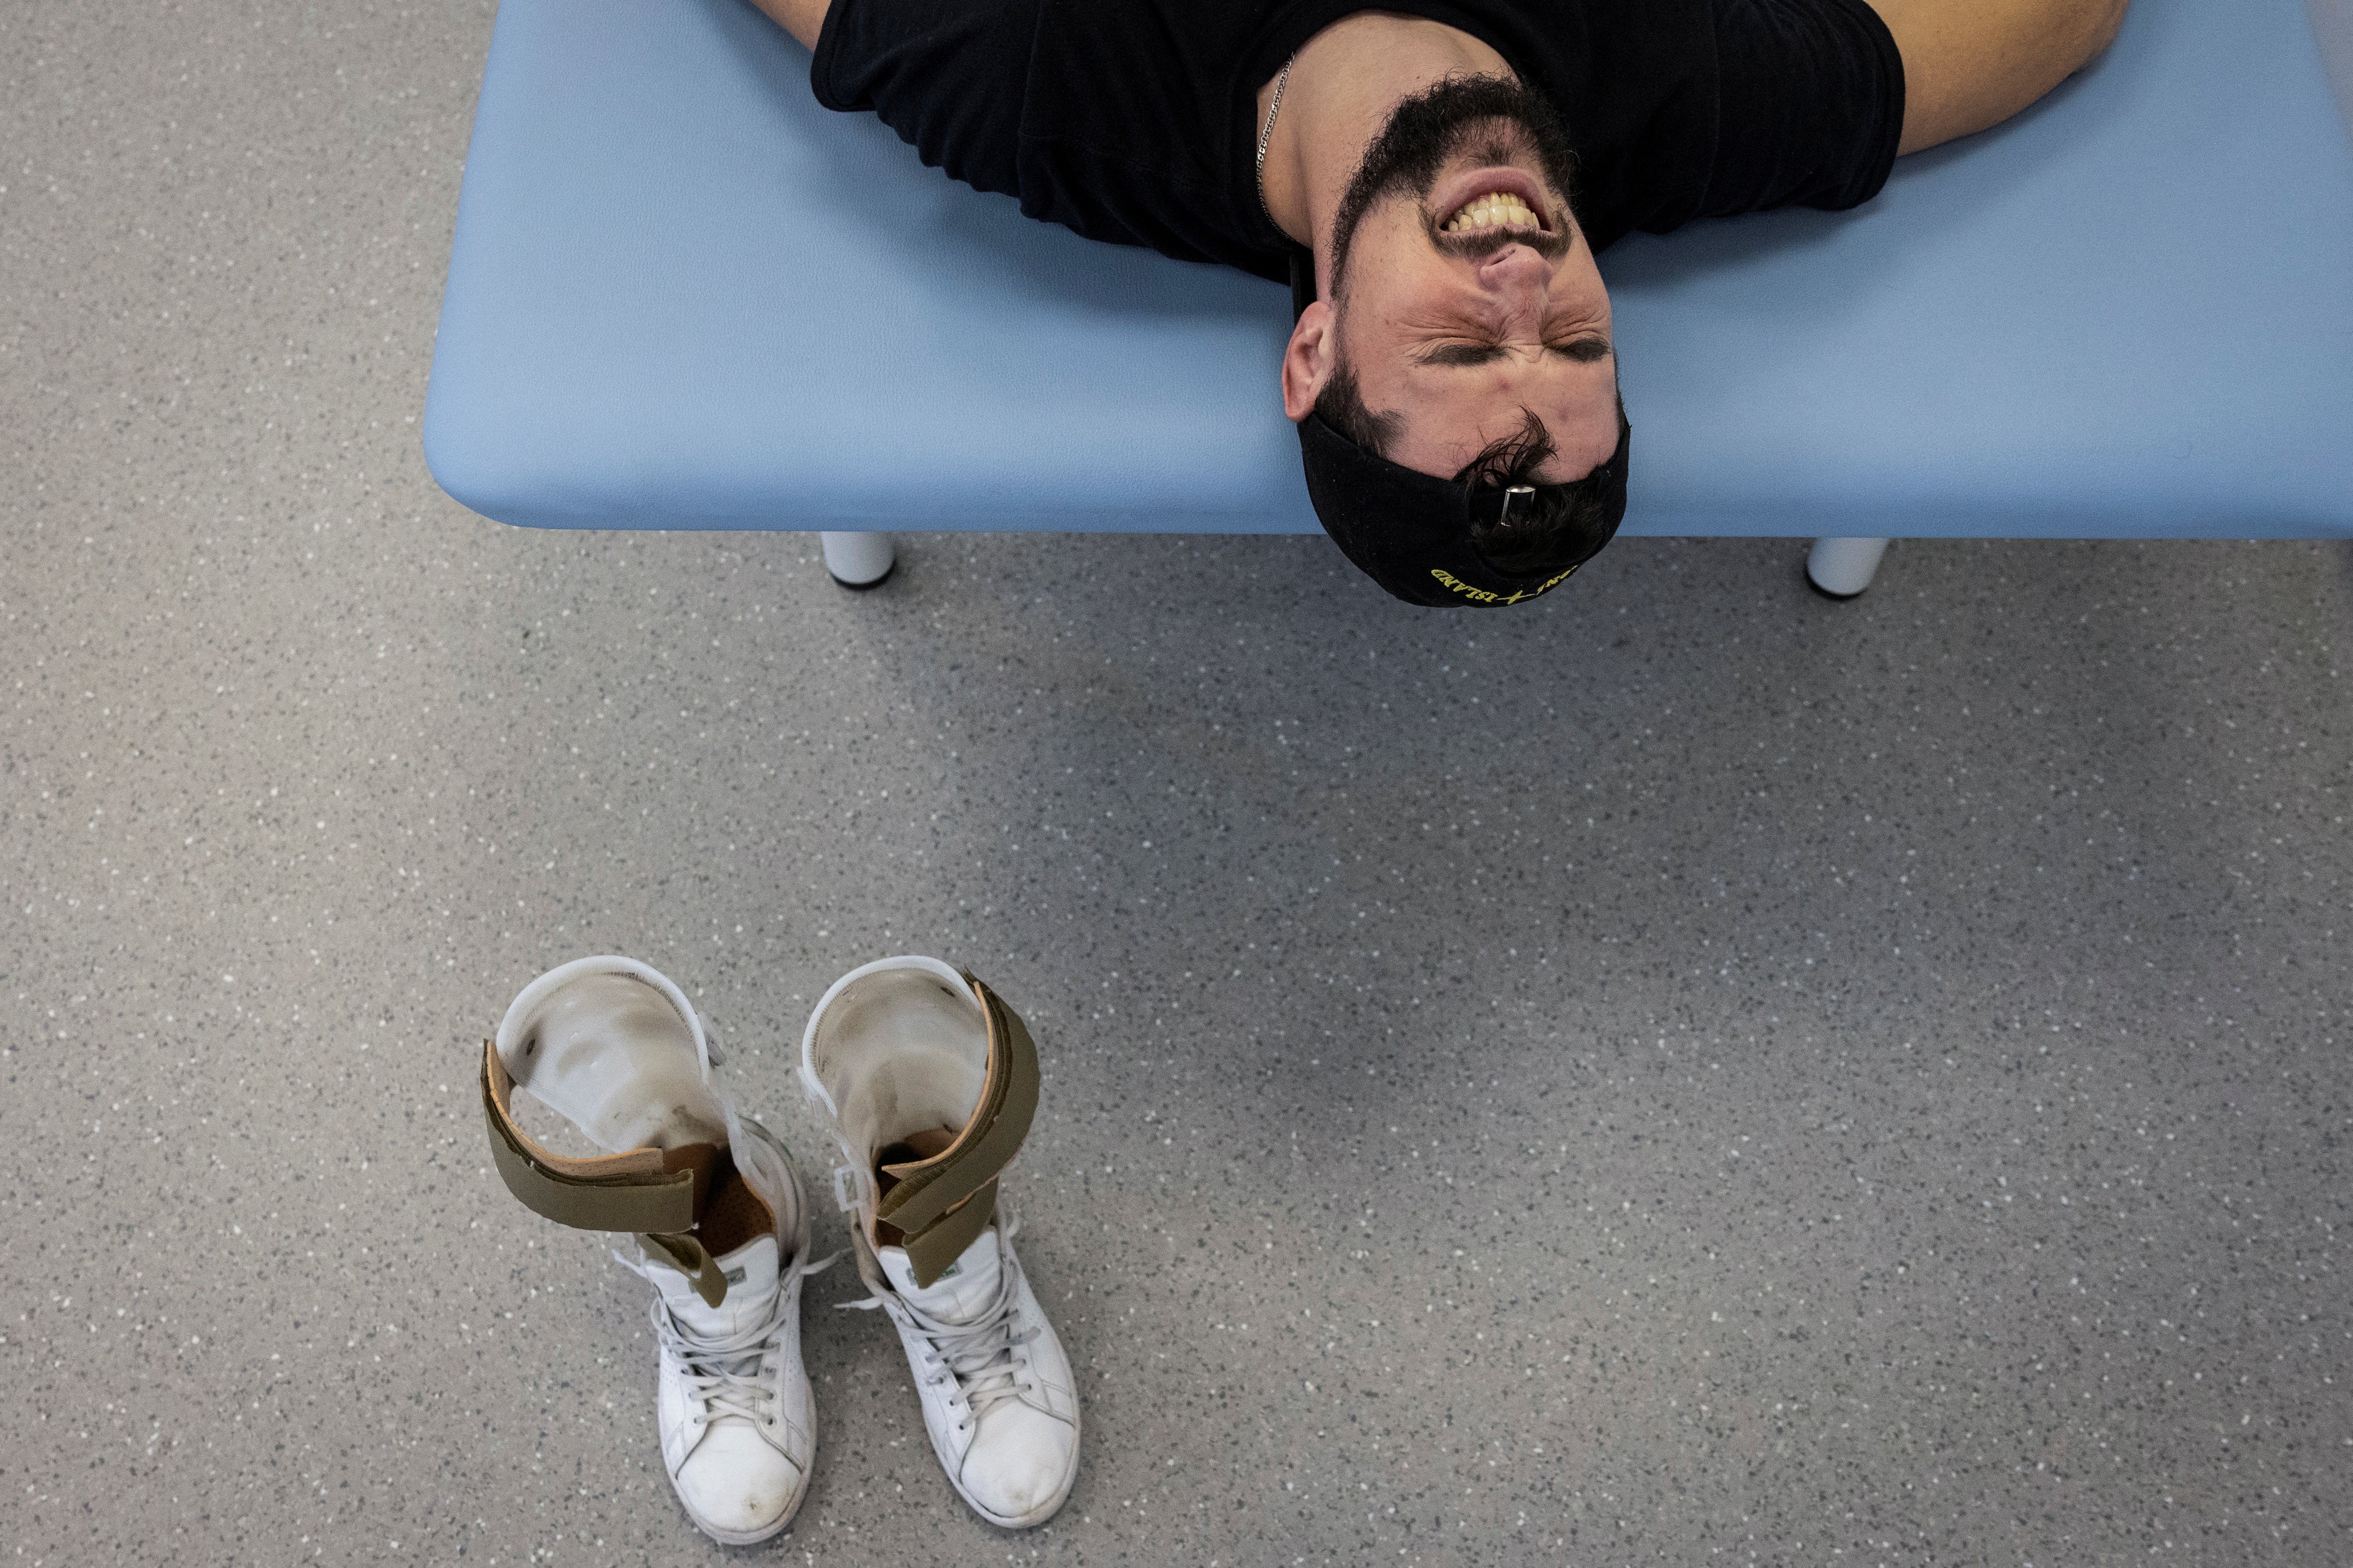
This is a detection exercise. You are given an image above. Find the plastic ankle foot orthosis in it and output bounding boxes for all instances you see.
[801,956,1081,1528]
[481,956,823,1544]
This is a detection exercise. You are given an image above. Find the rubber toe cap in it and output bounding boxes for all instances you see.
[674,1421,803,1539]
[960,1403,1077,1525]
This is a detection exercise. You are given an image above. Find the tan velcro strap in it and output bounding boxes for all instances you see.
[637,1230,729,1310]
[895,1177,1000,1289]
[877,978,1039,1286]
[479,1040,718,1237]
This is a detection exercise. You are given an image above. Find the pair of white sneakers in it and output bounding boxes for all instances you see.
[484,954,1080,1543]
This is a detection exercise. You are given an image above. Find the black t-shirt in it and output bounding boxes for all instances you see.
[810,0,1905,286]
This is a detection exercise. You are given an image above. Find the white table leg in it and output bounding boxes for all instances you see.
[1806,537,1890,598]
[820,531,896,589]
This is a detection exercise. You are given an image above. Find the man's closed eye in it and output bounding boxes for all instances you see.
[1414,338,1612,367]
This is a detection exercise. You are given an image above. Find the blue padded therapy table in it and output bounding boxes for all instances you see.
[425,0,2353,595]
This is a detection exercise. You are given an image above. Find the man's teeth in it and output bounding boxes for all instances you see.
[1443,192,1543,233]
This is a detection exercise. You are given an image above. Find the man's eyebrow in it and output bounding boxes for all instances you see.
[1411,335,1614,367]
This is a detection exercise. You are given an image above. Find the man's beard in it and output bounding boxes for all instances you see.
[1324,75,1582,301]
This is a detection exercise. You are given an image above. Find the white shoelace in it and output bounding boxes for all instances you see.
[845,1217,1034,1429]
[620,1246,837,1428]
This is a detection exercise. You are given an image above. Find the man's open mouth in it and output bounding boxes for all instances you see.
[1440,189,1547,235]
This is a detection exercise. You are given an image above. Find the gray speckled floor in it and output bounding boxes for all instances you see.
[5,4,2350,1565]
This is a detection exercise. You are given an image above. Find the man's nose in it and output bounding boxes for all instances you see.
[1476,241,1550,286]
[1475,243,1552,313]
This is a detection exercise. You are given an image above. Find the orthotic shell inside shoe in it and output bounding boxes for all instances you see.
[808,963,987,1169]
[501,971,728,1153]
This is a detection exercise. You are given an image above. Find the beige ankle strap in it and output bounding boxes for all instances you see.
[875,977,1041,1287]
[479,1041,733,1306]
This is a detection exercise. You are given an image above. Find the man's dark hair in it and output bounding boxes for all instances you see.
[1315,357,1629,576]
[1311,357,1400,456]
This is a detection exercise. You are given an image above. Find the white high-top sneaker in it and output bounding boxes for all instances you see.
[800,956,1081,1528]
[485,955,826,1544]
[616,1192,818,1543]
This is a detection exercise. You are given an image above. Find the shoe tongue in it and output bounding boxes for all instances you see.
[653,1233,778,1335]
[879,1227,1001,1322]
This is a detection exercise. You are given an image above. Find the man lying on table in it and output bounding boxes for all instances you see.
[744,0,2126,606]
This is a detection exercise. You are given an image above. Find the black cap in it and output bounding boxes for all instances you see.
[1288,253,1629,609]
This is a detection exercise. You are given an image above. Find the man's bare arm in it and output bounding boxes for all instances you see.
[743,0,829,51]
[1862,0,2128,156]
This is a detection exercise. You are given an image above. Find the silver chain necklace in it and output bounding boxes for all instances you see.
[1255,54,1297,234]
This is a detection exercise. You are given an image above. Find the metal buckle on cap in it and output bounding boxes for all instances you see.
[1466,481,1538,530]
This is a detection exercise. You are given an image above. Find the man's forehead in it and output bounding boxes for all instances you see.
[1400,412,1616,481]
[1382,362,1623,479]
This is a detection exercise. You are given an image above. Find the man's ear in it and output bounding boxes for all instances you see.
[1281,301,1338,424]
